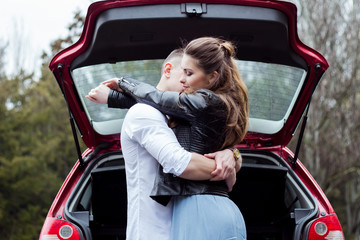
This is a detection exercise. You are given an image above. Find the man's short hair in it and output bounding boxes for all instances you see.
[164,48,184,63]
[161,48,184,74]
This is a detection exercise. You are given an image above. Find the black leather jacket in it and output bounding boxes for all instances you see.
[108,77,229,205]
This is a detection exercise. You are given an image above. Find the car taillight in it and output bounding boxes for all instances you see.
[40,217,82,240]
[307,214,344,240]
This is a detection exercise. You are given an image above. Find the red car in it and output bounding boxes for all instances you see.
[39,0,344,239]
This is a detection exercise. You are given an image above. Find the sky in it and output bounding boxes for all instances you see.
[0,0,96,77]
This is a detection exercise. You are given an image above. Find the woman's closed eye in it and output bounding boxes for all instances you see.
[184,70,193,76]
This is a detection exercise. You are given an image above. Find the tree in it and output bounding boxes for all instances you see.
[0,11,86,239]
[289,0,360,238]
[0,40,6,76]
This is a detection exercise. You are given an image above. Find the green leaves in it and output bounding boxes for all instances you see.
[0,10,85,240]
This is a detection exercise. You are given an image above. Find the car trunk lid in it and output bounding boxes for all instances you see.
[49,0,328,154]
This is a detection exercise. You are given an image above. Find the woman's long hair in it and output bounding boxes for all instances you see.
[184,37,249,148]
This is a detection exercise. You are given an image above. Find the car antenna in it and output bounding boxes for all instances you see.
[290,63,322,169]
[57,63,85,168]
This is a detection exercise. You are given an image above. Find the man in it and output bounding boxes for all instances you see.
[86,49,241,240]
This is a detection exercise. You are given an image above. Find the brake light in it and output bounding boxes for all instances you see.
[40,217,82,240]
[307,214,344,240]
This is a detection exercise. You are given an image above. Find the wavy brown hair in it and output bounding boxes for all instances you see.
[184,37,249,148]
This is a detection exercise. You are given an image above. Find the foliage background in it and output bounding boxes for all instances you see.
[0,1,359,239]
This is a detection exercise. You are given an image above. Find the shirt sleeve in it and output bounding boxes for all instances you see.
[123,103,191,176]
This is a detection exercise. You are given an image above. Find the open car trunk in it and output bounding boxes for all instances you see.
[64,150,317,240]
[47,1,329,239]
[49,1,328,150]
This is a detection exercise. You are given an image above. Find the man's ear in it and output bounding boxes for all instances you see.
[163,63,172,78]
[207,71,218,85]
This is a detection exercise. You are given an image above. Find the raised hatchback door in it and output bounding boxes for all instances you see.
[49,0,328,149]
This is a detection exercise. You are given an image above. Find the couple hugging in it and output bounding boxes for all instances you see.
[86,37,248,240]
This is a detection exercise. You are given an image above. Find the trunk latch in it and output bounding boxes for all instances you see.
[181,3,207,17]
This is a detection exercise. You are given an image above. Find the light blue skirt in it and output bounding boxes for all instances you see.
[171,195,246,240]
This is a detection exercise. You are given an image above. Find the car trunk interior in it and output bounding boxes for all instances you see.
[65,150,317,240]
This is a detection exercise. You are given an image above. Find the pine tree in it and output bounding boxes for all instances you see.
[0,11,85,239]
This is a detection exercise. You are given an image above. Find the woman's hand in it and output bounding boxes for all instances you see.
[86,84,111,104]
[101,78,122,92]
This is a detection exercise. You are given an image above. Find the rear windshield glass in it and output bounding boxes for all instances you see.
[72,60,306,135]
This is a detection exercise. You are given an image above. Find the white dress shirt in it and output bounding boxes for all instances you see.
[121,103,192,240]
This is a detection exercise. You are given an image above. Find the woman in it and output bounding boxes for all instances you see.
[112,37,249,239]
